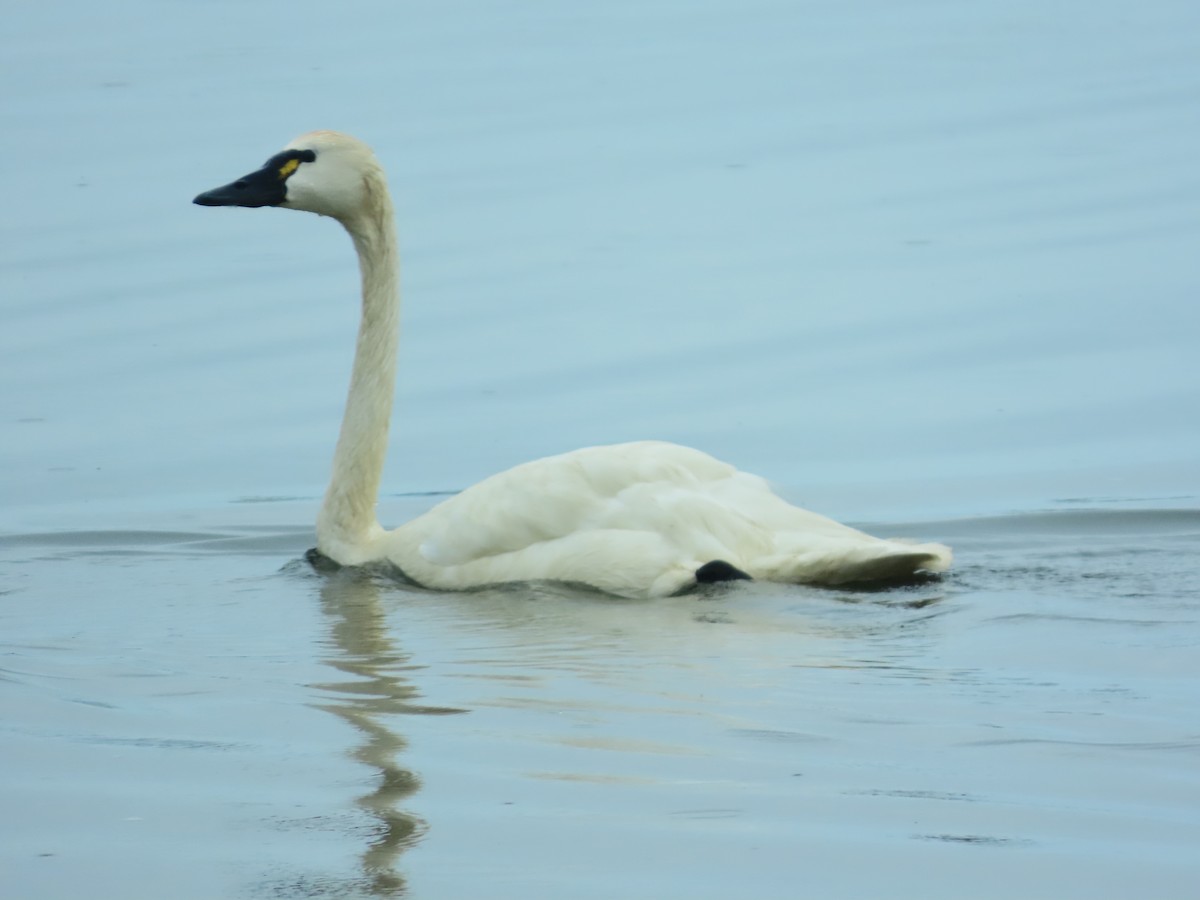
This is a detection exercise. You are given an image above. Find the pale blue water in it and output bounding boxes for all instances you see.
[3,1,1199,897]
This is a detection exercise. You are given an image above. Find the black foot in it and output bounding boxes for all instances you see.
[305,547,342,573]
[695,560,752,584]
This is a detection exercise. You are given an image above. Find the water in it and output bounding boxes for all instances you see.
[3,1,1199,897]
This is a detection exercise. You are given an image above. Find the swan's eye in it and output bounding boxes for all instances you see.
[268,149,318,181]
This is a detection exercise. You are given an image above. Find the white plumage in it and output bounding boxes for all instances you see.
[195,131,951,599]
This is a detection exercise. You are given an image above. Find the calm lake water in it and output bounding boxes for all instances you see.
[4,0,1199,897]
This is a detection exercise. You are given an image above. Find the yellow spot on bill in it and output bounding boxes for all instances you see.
[278,158,300,179]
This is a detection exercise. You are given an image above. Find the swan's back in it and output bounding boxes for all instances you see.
[384,441,951,598]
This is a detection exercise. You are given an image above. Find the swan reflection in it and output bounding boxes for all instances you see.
[312,567,464,896]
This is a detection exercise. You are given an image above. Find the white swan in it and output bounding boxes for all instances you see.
[195,130,951,599]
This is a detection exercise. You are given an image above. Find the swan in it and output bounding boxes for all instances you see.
[194,130,951,599]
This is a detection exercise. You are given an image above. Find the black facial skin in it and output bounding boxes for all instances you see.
[193,148,317,208]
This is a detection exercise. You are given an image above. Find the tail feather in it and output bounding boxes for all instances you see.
[755,541,952,586]
[825,549,948,584]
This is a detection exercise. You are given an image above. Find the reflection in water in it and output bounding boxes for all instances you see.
[312,567,465,896]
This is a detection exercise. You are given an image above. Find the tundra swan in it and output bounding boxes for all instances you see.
[194,131,951,598]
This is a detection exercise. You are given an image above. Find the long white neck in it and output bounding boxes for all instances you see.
[316,167,399,563]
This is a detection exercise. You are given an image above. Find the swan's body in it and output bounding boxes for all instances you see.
[195,131,951,599]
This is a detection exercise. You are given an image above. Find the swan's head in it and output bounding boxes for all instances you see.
[193,131,381,222]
